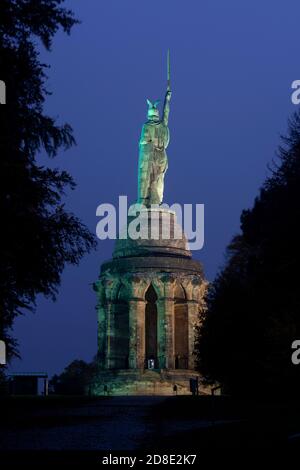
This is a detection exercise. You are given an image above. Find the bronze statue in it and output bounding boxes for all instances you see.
[138,51,172,206]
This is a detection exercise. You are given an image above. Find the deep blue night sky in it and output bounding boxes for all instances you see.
[10,0,299,377]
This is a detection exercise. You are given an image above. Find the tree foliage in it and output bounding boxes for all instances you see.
[0,1,96,359]
[196,111,300,396]
[50,359,97,395]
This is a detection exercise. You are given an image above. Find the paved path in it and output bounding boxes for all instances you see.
[0,397,171,450]
[1,396,287,450]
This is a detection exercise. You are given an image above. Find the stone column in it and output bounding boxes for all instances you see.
[165,298,175,369]
[157,298,174,369]
[105,301,113,369]
[187,300,199,369]
[97,303,107,369]
[95,282,107,369]
[136,300,146,369]
[128,299,145,369]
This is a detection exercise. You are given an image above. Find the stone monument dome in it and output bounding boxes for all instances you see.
[113,208,191,259]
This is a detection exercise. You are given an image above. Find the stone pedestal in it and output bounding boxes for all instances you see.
[91,208,207,395]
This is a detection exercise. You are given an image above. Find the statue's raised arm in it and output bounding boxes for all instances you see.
[163,89,172,126]
[163,50,172,125]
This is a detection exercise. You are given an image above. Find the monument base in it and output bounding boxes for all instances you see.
[90,369,209,396]
[94,208,208,396]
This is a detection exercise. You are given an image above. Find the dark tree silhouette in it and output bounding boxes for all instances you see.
[0,1,96,360]
[50,359,97,395]
[196,110,300,397]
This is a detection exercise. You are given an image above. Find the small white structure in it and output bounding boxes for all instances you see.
[0,80,6,104]
[0,340,6,365]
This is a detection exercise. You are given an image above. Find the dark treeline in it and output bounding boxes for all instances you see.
[50,359,97,395]
[0,0,96,366]
[196,110,300,397]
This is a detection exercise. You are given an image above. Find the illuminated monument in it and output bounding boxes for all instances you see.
[92,53,207,395]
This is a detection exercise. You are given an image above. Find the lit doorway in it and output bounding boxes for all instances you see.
[145,284,158,369]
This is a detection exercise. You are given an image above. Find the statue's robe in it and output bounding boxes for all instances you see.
[138,97,170,206]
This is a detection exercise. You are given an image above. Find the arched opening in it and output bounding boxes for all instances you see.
[174,283,188,369]
[110,284,129,369]
[145,284,158,369]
